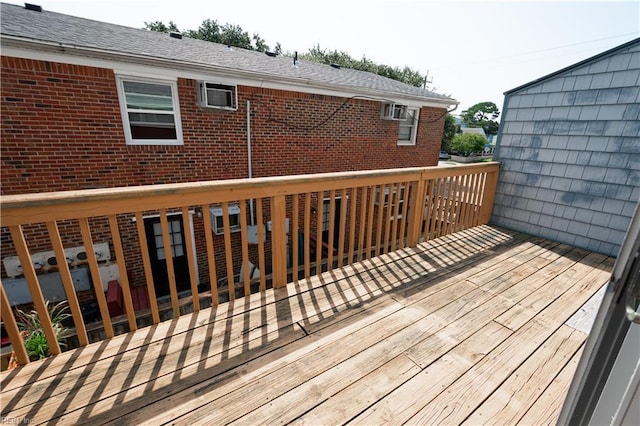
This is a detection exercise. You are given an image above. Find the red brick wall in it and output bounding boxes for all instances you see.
[1,56,445,291]
[1,57,444,195]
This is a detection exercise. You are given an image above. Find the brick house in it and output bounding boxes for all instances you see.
[1,3,456,310]
[492,37,639,257]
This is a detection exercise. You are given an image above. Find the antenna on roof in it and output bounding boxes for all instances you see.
[293,51,298,68]
[423,70,433,89]
[24,3,42,12]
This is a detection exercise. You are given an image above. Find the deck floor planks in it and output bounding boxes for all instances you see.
[402,255,612,425]
[3,226,524,422]
[462,325,586,425]
[350,321,514,425]
[519,346,586,425]
[0,226,614,425]
[2,245,435,415]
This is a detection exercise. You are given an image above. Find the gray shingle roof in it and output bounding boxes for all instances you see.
[0,3,455,105]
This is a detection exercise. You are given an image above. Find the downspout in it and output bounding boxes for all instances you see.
[247,100,255,225]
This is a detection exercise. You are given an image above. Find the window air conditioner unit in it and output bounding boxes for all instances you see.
[198,82,238,110]
[381,103,408,120]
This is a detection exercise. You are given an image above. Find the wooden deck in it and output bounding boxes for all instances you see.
[0,225,614,425]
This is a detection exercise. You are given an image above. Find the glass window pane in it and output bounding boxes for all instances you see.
[153,222,162,236]
[155,235,164,249]
[173,244,184,257]
[129,113,175,126]
[398,125,412,140]
[123,81,174,111]
[157,247,166,260]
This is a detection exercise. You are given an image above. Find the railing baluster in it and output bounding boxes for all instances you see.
[9,225,61,355]
[46,221,88,346]
[292,194,299,283]
[133,212,160,324]
[0,279,29,366]
[159,209,180,318]
[398,181,410,248]
[357,187,367,262]
[390,182,402,252]
[304,193,311,279]
[460,174,471,232]
[79,217,115,337]
[108,215,137,331]
[221,202,235,300]
[181,207,200,312]
[315,192,323,273]
[256,198,266,291]
[473,173,487,227]
[270,195,287,288]
[383,184,393,254]
[433,178,447,238]
[337,189,347,268]
[422,179,435,242]
[467,174,477,228]
[407,178,427,247]
[347,186,358,265]
[327,190,336,269]
[202,203,218,306]
[239,201,251,297]
[453,174,464,233]
[444,175,457,236]
[375,184,385,256]
[365,186,376,260]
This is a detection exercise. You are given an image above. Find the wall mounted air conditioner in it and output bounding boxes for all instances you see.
[381,103,408,120]
[198,82,238,110]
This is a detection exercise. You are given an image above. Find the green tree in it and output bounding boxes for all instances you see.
[219,23,252,49]
[184,19,221,42]
[146,22,438,89]
[441,113,457,152]
[252,33,269,52]
[460,101,500,136]
[300,44,430,88]
[451,133,486,156]
[144,20,180,33]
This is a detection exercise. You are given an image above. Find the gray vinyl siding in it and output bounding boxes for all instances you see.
[492,40,640,257]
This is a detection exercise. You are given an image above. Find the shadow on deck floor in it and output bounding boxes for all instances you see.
[0,225,613,425]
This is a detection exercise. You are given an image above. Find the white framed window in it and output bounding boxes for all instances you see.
[115,75,183,145]
[209,203,241,235]
[397,107,419,146]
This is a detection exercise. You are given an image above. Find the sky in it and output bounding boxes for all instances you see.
[3,0,639,116]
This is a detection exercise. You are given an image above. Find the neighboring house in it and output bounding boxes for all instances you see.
[0,4,456,306]
[492,37,640,257]
[461,127,487,138]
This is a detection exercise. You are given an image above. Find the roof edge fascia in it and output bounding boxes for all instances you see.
[1,36,457,108]
[504,37,640,96]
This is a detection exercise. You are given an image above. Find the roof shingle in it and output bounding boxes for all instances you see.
[0,2,456,105]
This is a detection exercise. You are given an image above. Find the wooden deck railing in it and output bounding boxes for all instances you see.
[0,162,499,367]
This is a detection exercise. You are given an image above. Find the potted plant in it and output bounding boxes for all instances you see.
[7,301,71,368]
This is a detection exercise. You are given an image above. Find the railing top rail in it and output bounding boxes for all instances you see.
[0,162,499,226]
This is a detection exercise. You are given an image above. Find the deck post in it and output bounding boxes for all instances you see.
[271,195,288,288]
[479,168,499,224]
